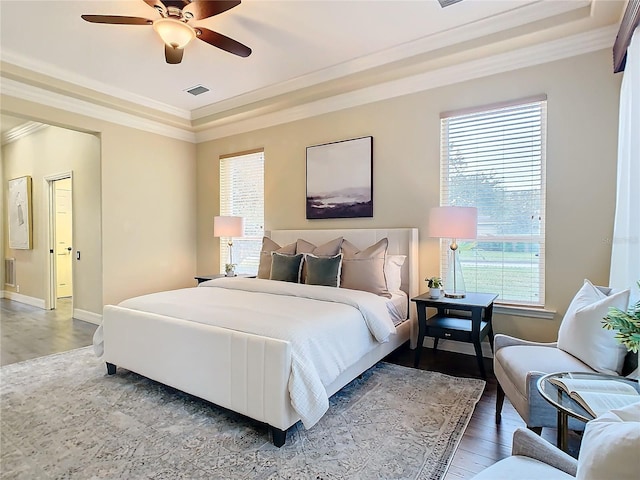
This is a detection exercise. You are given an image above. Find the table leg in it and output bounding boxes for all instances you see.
[486,303,495,353]
[473,340,486,379]
[471,307,486,379]
[414,303,426,368]
[558,410,568,452]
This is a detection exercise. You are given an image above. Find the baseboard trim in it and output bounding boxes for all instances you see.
[73,309,102,325]
[3,291,45,309]
[420,337,494,359]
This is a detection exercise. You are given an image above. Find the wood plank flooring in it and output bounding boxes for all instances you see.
[0,298,580,478]
[0,298,97,366]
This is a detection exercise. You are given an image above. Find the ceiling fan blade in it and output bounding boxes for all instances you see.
[196,27,251,57]
[184,1,241,20]
[164,44,184,64]
[81,15,152,25]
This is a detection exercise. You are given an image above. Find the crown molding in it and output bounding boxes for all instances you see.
[1,121,48,145]
[195,24,618,142]
[1,77,196,143]
[192,0,590,120]
[0,24,617,146]
[0,50,190,120]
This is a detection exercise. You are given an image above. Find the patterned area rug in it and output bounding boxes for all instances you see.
[1,347,484,479]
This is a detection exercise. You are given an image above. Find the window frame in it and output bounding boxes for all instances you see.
[439,96,547,307]
[219,149,265,276]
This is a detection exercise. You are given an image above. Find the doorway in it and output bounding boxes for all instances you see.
[45,173,73,310]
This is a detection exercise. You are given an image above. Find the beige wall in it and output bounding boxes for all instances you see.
[196,49,621,342]
[1,96,197,312]
[2,126,102,313]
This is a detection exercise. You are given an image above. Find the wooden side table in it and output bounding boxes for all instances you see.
[411,292,498,378]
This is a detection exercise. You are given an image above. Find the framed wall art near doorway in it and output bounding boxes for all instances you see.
[306,136,373,219]
[8,176,33,249]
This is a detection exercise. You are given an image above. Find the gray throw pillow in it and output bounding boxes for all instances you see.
[270,252,304,283]
[305,253,343,287]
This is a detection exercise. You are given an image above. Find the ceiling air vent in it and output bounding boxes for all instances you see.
[438,0,463,7]
[185,85,210,96]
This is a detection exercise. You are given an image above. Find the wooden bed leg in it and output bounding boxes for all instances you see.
[106,362,117,375]
[271,426,286,447]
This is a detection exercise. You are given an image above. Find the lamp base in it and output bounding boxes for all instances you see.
[444,292,466,299]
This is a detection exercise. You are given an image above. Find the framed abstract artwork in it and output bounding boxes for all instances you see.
[306,136,373,219]
[8,176,33,249]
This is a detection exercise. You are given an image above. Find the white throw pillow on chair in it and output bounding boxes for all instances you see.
[557,279,630,375]
[576,402,640,480]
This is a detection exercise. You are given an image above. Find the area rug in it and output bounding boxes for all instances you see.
[0,347,485,479]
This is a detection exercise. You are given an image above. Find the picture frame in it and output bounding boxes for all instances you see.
[306,136,373,219]
[8,176,33,250]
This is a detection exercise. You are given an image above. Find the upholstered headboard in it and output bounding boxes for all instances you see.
[267,227,419,308]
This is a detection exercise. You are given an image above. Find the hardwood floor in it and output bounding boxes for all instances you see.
[385,344,583,479]
[0,298,97,366]
[0,298,580,478]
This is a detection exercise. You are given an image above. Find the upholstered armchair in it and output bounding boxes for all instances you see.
[472,428,577,479]
[474,403,640,479]
[494,334,594,432]
[494,280,636,433]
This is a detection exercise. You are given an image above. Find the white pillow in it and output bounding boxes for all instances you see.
[576,402,640,480]
[557,279,630,375]
[385,255,406,293]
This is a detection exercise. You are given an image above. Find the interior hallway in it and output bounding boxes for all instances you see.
[0,298,97,366]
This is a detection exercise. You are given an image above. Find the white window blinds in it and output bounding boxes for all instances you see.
[440,98,547,306]
[219,150,264,275]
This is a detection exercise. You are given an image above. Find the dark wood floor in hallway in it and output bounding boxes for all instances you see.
[0,298,579,478]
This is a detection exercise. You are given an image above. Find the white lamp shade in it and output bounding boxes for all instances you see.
[428,206,478,239]
[213,216,244,237]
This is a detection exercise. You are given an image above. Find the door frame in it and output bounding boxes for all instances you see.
[44,171,73,311]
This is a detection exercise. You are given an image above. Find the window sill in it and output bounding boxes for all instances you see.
[494,304,556,320]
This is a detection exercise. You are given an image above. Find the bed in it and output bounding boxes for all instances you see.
[96,228,419,446]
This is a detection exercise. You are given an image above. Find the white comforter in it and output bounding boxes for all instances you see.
[96,277,396,428]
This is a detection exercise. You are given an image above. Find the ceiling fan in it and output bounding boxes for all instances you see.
[81,0,251,64]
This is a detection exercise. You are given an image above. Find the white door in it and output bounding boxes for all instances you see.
[55,179,73,298]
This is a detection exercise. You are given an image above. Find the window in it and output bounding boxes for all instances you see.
[219,150,264,275]
[440,97,547,306]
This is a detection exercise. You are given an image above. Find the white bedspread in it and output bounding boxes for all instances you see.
[96,278,396,428]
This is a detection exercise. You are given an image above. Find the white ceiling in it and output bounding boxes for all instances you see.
[0,0,626,137]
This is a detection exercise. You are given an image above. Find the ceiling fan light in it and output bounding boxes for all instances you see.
[153,18,195,49]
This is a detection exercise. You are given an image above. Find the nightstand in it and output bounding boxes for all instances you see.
[195,274,254,284]
[411,292,498,378]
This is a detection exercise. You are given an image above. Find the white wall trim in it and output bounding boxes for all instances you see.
[195,25,617,142]
[1,25,616,145]
[1,50,190,120]
[1,77,196,143]
[1,121,48,145]
[3,291,45,309]
[74,308,102,326]
[494,304,557,320]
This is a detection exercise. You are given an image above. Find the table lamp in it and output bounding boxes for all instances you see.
[428,206,478,298]
[213,216,245,276]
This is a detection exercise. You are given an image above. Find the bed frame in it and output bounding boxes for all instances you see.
[101,228,419,446]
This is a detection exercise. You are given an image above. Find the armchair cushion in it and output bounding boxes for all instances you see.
[494,334,595,429]
[471,428,576,479]
[576,403,640,480]
[557,279,630,375]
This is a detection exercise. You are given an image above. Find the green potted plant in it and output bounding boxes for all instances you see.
[602,282,640,354]
[225,263,237,277]
[426,276,443,299]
